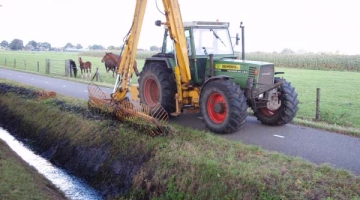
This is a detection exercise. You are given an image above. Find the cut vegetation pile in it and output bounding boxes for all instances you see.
[0,81,359,200]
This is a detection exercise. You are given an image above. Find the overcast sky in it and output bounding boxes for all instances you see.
[0,0,359,54]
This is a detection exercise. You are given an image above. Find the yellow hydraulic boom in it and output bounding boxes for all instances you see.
[88,0,191,136]
[113,0,191,102]
[112,0,148,100]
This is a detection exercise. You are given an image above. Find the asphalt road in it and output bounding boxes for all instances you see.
[1,68,359,176]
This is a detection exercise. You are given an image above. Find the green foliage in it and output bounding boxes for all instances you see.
[88,44,105,50]
[37,42,51,50]
[64,42,74,49]
[1,40,8,48]
[8,39,23,50]
[246,52,360,71]
[27,40,38,48]
[150,45,161,51]
[281,48,295,54]
[76,43,82,49]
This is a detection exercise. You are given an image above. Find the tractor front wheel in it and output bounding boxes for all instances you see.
[254,77,299,125]
[200,79,248,134]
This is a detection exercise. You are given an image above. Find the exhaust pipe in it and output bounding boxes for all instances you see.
[240,22,245,60]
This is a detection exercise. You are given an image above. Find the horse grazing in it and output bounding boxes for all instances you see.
[78,57,92,78]
[101,52,139,78]
[69,59,78,78]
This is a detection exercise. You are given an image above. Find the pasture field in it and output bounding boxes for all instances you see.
[1,50,360,132]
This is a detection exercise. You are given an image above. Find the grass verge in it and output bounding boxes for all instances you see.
[0,140,67,200]
[0,80,359,199]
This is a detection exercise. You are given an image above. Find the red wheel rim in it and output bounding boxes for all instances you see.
[207,92,227,123]
[144,77,159,106]
[260,108,278,117]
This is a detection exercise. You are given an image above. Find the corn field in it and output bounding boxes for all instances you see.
[245,53,360,71]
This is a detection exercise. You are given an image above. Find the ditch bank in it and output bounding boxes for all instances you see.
[0,83,157,199]
[1,82,360,200]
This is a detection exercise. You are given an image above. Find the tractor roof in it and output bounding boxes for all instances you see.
[183,21,230,28]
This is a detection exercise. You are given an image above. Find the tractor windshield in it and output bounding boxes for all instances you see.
[193,28,233,55]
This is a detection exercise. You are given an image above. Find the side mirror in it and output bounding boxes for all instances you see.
[155,20,162,27]
[235,33,240,45]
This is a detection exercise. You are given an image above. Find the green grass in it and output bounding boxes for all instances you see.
[277,67,360,128]
[0,140,67,200]
[1,50,360,136]
[0,82,360,200]
[0,50,146,85]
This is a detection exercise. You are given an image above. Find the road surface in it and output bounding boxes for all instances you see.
[1,68,359,176]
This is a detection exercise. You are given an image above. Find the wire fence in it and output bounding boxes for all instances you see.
[1,58,76,78]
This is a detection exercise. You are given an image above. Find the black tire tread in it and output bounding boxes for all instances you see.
[200,79,248,134]
[138,62,176,113]
[254,77,299,125]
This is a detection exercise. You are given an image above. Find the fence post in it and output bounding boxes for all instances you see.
[315,88,320,120]
[24,60,26,70]
[14,59,16,68]
[37,61,39,72]
[65,59,71,77]
[4,58,6,66]
[45,59,50,74]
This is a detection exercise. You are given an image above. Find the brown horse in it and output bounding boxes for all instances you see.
[101,53,119,78]
[78,57,92,78]
[101,52,139,78]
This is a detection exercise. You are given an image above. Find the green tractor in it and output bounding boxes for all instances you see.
[136,21,299,134]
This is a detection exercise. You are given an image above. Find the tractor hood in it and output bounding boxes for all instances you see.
[210,57,275,89]
[214,58,273,67]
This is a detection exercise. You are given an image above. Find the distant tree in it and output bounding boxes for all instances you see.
[24,44,34,51]
[89,44,104,50]
[76,43,82,49]
[27,40,38,48]
[150,45,160,51]
[64,42,74,49]
[1,40,8,48]
[281,48,294,54]
[38,42,51,50]
[107,45,115,50]
[8,39,23,50]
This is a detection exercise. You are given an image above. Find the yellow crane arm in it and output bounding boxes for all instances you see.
[112,0,191,101]
[113,0,148,100]
[161,0,191,84]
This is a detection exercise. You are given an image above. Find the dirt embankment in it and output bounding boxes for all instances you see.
[0,83,153,199]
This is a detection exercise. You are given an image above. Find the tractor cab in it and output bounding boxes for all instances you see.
[161,21,237,85]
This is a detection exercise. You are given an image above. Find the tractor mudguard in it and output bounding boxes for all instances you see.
[144,57,174,70]
[199,75,232,97]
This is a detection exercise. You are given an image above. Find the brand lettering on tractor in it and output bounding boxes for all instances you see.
[215,64,241,70]
[262,72,271,76]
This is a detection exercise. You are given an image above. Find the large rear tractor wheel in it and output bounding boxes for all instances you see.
[254,77,299,125]
[138,62,176,113]
[200,79,248,134]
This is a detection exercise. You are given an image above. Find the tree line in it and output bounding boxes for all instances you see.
[1,39,162,52]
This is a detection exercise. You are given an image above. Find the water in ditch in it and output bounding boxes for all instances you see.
[0,127,103,200]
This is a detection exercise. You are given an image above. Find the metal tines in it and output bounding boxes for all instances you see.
[115,98,169,136]
[87,83,169,136]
